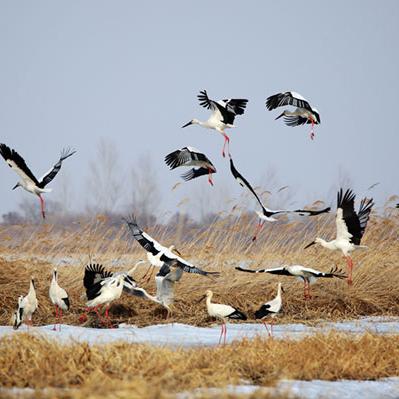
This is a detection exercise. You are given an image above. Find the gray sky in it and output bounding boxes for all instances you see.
[0,1,398,218]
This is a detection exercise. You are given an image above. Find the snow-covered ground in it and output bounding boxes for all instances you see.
[1,316,398,347]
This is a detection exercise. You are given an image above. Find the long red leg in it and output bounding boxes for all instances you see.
[207,168,214,186]
[263,321,271,336]
[309,118,315,140]
[218,324,224,345]
[347,257,353,286]
[52,306,58,331]
[223,323,227,345]
[221,133,230,158]
[39,195,46,219]
[252,220,265,241]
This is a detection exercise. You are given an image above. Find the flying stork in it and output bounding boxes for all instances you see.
[304,188,374,285]
[124,215,220,277]
[229,156,330,240]
[266,91,320,140]
[165,147,217,186]
[199,290,247,345]
[236,265,346,299]
[254,282,283,336]
[0,144,76,219]
[182,90,248,158]
[49,268,70,331]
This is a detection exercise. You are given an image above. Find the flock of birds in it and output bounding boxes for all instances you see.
[2,90,378,342]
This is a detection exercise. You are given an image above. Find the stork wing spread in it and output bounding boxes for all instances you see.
[283,115,310,127]
[336,188,373,244]
[84,263,113,290]
[266,91,312,111]
[0,143,39,185]
[125,215,219,277]
[293,207,331,216]
[38,148,76,188]
[235,266,291,276]
[165,147,213,170]
[181,167,212,182]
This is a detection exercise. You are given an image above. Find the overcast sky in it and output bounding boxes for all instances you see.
[0,1,398,219]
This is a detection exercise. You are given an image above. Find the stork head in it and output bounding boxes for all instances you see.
[12,182,21,190]
[52,268,58,279]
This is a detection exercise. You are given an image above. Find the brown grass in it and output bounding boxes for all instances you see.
[0,333,398,398]
[0,214,398,327]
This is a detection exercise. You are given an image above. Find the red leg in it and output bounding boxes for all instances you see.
[39,195,46,219]
[52,306,58,331]
[309,118,315,140]
[221,133,230,158]
[223,323,227,345]
[263,321,271,336]
[207,168,214,186]
[252,220,265,241]
[218,324,224,345]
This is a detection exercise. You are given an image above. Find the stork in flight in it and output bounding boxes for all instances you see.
[182,90,248,158]
[124,215,220,278]
[165,147,217,186]
[229,156,330,240]
[266,91,320,140]
[236,265,346,300]
[304,188,374,285]
[0,144,76,219]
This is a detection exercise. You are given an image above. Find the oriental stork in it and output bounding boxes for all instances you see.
[304,188,374,285]
[266,91,320,140]
[182,90,248,157]
[49,268,70,331]
[13,278,38,330]
[0,144,76,219]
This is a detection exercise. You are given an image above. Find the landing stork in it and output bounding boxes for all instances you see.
[230,156,330,240]
[0,144,76,219]
[165,147,217,186]
[266,91,320,140]
[304,188,374,285]
[182,90,248,157]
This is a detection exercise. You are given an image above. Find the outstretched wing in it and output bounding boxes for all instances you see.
[181,167,212,182]
[166,258,219,277]
[0,143,39,185]
[293,207,331,216]
[38,148,76,188]
[266,91,312,111]
[356,197,374,243]
[84,263,113,290]
[235,266,291,276]
[283,115,309,127]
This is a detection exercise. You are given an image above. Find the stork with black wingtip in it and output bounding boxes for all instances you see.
[266,91,320,140]
[49,268,70,331]
[13,277,38,330]
[165,147,217,186]
[229,156,331,240]
[182,90,248,158]
[304,188,374,285]
[0,144,76,219]
[236,265,346,300]
[255,282,283,336]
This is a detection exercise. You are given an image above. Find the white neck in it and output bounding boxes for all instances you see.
[317,238,338,250]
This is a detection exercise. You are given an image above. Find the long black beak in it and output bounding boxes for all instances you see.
[304,241,316,249]
[12,183,19,190]
[174,248,182,256]
[182,121,193,128]
[281,287,285,294]
[275,112,285,120]
[196,295,206,304]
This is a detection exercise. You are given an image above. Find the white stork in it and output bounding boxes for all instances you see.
[304,188,374,285]
[182,90,248,158]
[236,265,346,299]
[266,91,320,140]
[49,268,70,331]
[13,278,38,330]
[165,147,217,186]
[229,156,330,240]
[124,215,220,277]
[0,144,76,219]
[199,290,247,345]
[254,282,283,337]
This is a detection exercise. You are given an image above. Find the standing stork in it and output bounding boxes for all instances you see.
[13,278,38,330]
[124,215,220,278]
[49,268,70,331]
[254,282,283,336]
[182,90,248,158]
[266,91,320,140]
[165,147,217,186]
[0,144,76,219]
[199,290,247,345]
[236,265,346,299]
[230,156,330,240]
[304,188,374,285]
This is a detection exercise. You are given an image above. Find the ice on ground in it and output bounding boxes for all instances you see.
[0,317,398,347]
[177,378,399,399]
